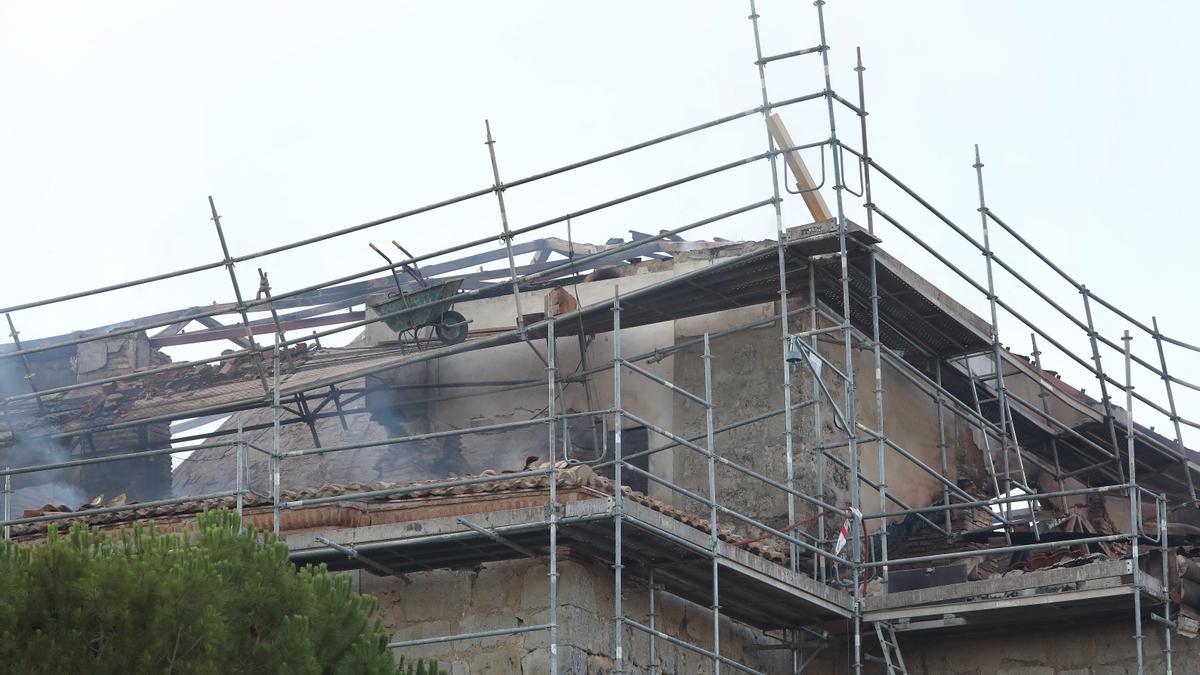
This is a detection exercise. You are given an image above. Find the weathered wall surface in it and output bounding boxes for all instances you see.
[7,334,173,511]
[670,310,811,534]
[172,366,468,497]
[668,301,993,543]
[808,618,1198,674]
[356,269,682,500]
[363,556,789,674]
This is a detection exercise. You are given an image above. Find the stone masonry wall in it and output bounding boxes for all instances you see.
[363,556,789,674]
[807,617,1199,674]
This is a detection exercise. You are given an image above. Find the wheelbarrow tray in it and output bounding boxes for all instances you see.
[372,278,464,333]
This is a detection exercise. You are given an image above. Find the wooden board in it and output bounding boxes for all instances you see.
[767,113,833,223]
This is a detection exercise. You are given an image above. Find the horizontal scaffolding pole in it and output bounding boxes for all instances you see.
[846,145,1200,435]
[860,532,1130,569]
[281,417,550,459]
[2,175,780,366]
[315,535,412,584]
[620,358,709,407]
[986,210,1200,355]
[0,93,830,317]
[620,409,847,518]
[281,469,550,509]
[861,483,1127,521]
[621,461,843,561]
[0,439,248,478]
[867,203,1194,443]
[593,401,815,473]
[621,617,766,675]
[288,512,614,561]
[2,197,777,412]
[1,489,243,528]
[387,624,551,650]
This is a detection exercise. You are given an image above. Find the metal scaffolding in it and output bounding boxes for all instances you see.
[0,2,1196,674]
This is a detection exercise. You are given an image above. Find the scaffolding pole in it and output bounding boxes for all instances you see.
[1123,330,1144,675]
[748,0,798,581]
[484,120,529,337]
[704,333,722,674]
[814,3,863,672]
[1083,285,1127,483]
[208,196,271,395]
[1030,333,1070,513]
[272,343,282,536]
[868,251,888,581]
[546,320,560,675]
[0,6,1191,673]
[611,286,625,674]
[973,146,1018,530]
[1152,316,1197,503]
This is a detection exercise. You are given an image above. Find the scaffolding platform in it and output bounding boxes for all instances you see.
[286,491,852,631]
[861,559,1163,635]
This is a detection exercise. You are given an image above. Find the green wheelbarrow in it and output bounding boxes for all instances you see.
[369,242,468,345]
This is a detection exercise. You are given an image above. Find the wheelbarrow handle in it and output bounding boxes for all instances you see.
[368,243,406,295]
[392,240,428,288]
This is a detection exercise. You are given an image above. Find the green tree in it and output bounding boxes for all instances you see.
[0,510,442,675]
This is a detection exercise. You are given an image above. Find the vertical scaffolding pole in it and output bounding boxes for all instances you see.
[810,264,825,582]
[973,146,1014,524]
[208,196,271,395]
[1122,330,1144,674]
[1030,334,1070,512]
[854,48,874,235]
[272,343,282,536]
[1151,316,1196,503]
[933,361,952,536]
[1081,286,1126,482]
[814,2,863,672]
[747,0,798,575]
[258,271,296,374]
[5,314,43,411]
[869,252,888,580]
[703,333,721,673]
[1158,493,1173,674]
[3,467,9,541]
[484,121,529,336]
[546,320,559,675]
[612,287,625,674]
[648,568,658,675]
[236,421,244,525]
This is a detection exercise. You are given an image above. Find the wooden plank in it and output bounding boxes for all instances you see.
[196,316,252,349]
[152,320,192,339]
[766,113,833,223]
[151,312,365,347]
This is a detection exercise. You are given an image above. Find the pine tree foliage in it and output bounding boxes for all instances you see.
[0,510,443,674]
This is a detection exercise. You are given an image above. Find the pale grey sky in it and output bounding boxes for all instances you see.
[2,2,1197,440]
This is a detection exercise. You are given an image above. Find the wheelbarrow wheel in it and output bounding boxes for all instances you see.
[435,310,468,345]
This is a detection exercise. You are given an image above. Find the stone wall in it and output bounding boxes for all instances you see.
[363,556,790,674]
[808,618,1198,674]
[670,311,811,534]
[74,333,172,502]
[668,303,992,546]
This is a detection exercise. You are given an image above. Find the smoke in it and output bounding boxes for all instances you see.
[0,354,87,514]
[363,372,473,478]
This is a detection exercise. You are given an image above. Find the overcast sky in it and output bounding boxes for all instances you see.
[2,1,1198,440]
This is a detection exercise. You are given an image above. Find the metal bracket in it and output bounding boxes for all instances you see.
[314,535,412,585]
[457,517,543,559]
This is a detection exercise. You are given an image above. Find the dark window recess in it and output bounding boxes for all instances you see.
[565,420,649,494]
